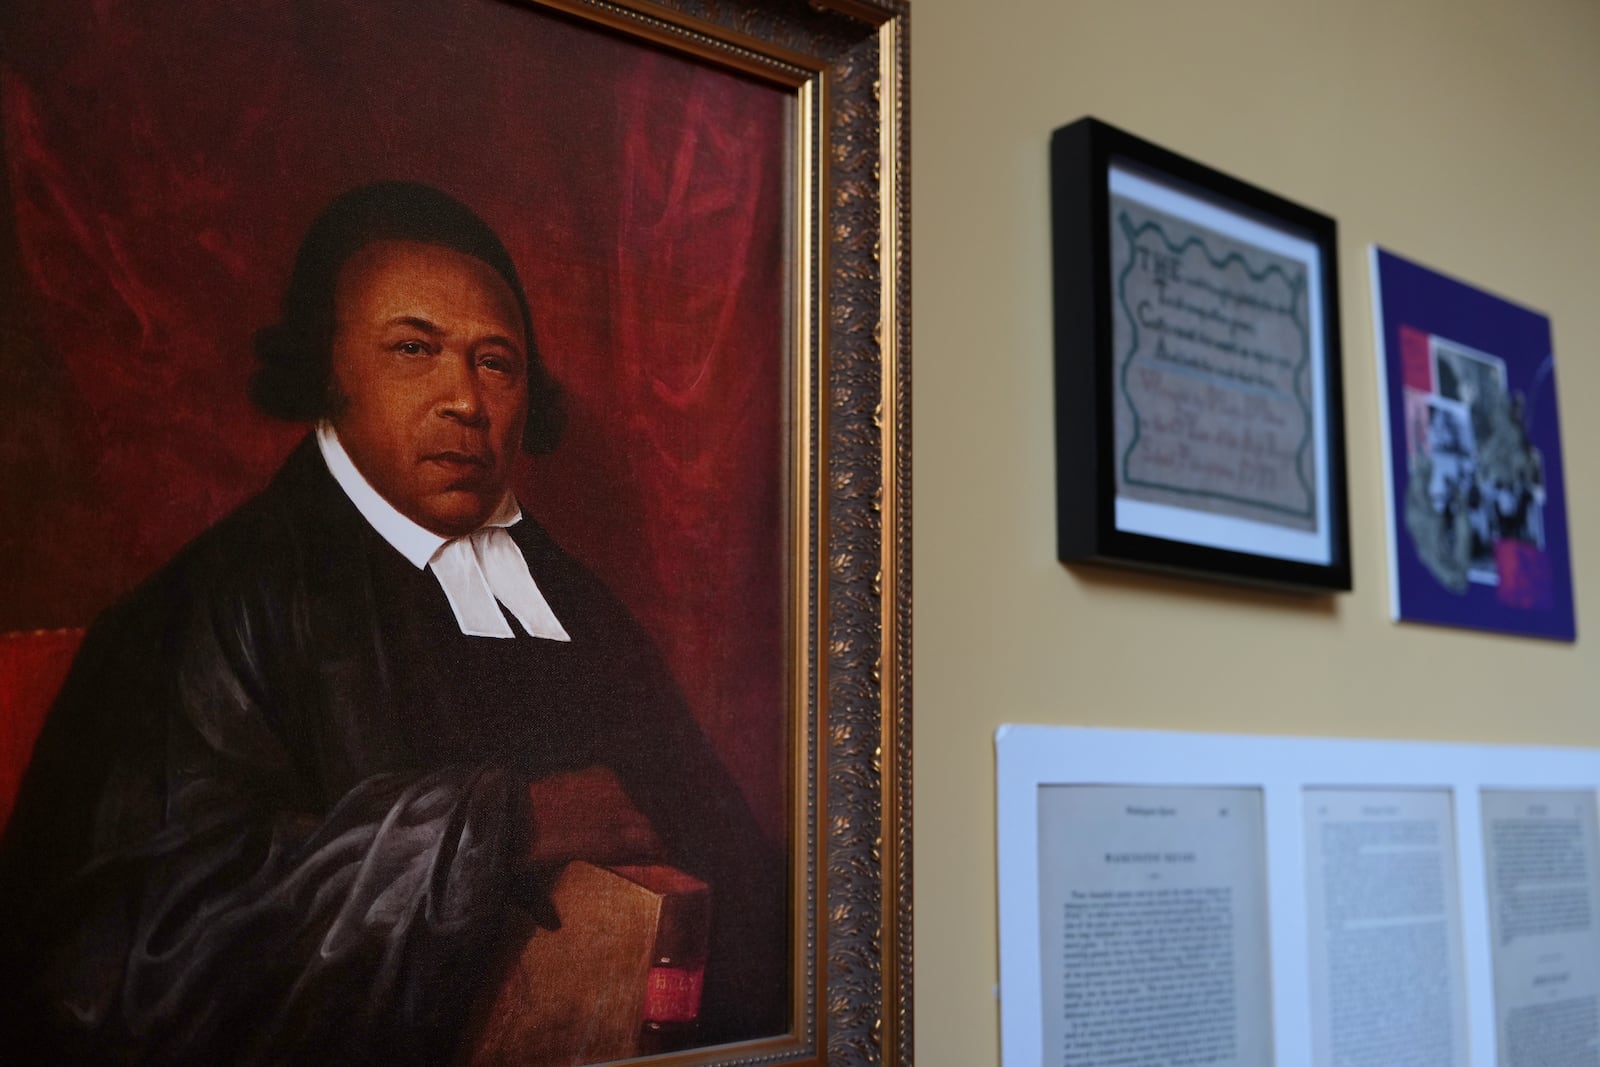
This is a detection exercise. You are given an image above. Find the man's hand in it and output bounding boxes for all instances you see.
[525,766,666,867]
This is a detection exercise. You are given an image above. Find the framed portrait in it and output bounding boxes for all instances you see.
[1051,117,1351,592]
[0,1,910,1065]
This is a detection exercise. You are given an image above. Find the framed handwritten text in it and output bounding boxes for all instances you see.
[1052,118,1351,591]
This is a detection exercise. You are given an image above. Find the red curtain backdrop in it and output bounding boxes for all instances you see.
[0,630,82,830]
[0,0,791,841]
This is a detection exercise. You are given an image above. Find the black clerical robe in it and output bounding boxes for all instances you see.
[0,439,786,1064]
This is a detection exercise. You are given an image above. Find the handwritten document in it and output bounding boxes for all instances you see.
[1110,192,1316,530]
[1481,789,1600,1067]
[1303,788,1469,1067]
[1037,784,1274,1067]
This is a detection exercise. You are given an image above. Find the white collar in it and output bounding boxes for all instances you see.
[315,423,569,641]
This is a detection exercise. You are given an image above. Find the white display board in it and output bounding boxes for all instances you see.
[997,725,1600,1067]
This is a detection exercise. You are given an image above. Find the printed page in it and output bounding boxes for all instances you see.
[1303,788,1469,1067]
[1481,789,1600,1067]
[1036,784,1274,1067]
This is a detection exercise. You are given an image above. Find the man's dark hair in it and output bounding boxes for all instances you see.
[250,180,564,454]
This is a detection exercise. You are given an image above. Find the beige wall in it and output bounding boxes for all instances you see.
[912,0,1600,1062]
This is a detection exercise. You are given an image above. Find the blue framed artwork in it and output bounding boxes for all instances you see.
[1371,248,1575,640]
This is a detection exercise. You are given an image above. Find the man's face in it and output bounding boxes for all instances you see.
[329,239,529,537]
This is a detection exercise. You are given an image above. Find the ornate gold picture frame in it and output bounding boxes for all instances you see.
[0,0,910,1064]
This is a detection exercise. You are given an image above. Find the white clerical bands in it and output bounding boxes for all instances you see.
[429,528,571,641]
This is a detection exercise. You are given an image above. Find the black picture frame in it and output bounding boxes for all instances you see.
[1052,117,1351,592]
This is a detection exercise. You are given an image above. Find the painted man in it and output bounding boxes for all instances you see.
[0,181,786,1064]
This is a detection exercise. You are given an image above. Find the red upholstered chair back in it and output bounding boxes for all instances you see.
[0,629,84,833]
